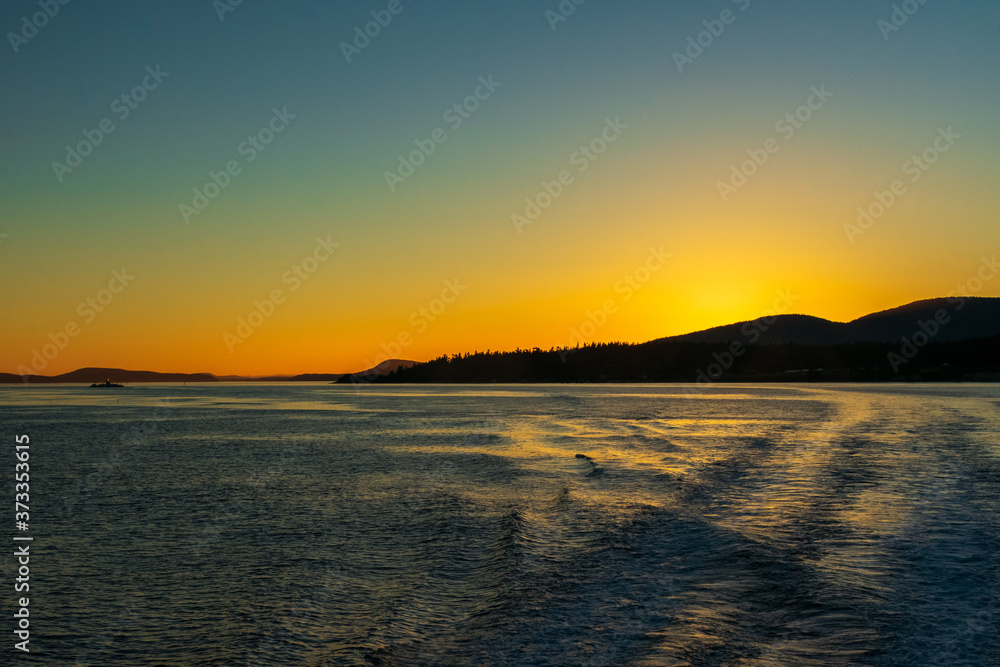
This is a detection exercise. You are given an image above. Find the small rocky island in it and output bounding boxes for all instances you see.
[90,379,124,388]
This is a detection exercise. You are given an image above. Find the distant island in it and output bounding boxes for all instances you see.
[340,297,1000,384]
[3,298,999,384]
[0,360,414,385]
[90,379,125,388]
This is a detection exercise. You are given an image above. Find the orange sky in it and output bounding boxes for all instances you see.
[2,2,998,376]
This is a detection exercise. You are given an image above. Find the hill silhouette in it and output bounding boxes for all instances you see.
[0,367,220,385]
[359,297,1000,384]
[4,299,998,384]
[658,297,1000,345]
[1,360,418,384]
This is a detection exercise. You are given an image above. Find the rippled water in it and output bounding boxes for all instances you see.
[1,383,999,666]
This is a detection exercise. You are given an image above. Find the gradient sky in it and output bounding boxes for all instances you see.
[2,0,998,375]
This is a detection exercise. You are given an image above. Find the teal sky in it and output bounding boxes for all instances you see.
[2,0,999,374]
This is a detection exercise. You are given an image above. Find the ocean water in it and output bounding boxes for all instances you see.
[1,383,999,666]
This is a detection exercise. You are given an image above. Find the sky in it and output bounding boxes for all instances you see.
[1,0,998,376]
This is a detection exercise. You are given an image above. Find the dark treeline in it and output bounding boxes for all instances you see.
[341,335,1000,384]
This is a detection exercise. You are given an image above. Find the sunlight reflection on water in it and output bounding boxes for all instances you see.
[1,383,998,665]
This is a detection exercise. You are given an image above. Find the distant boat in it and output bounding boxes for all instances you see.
[90,378,124,388]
